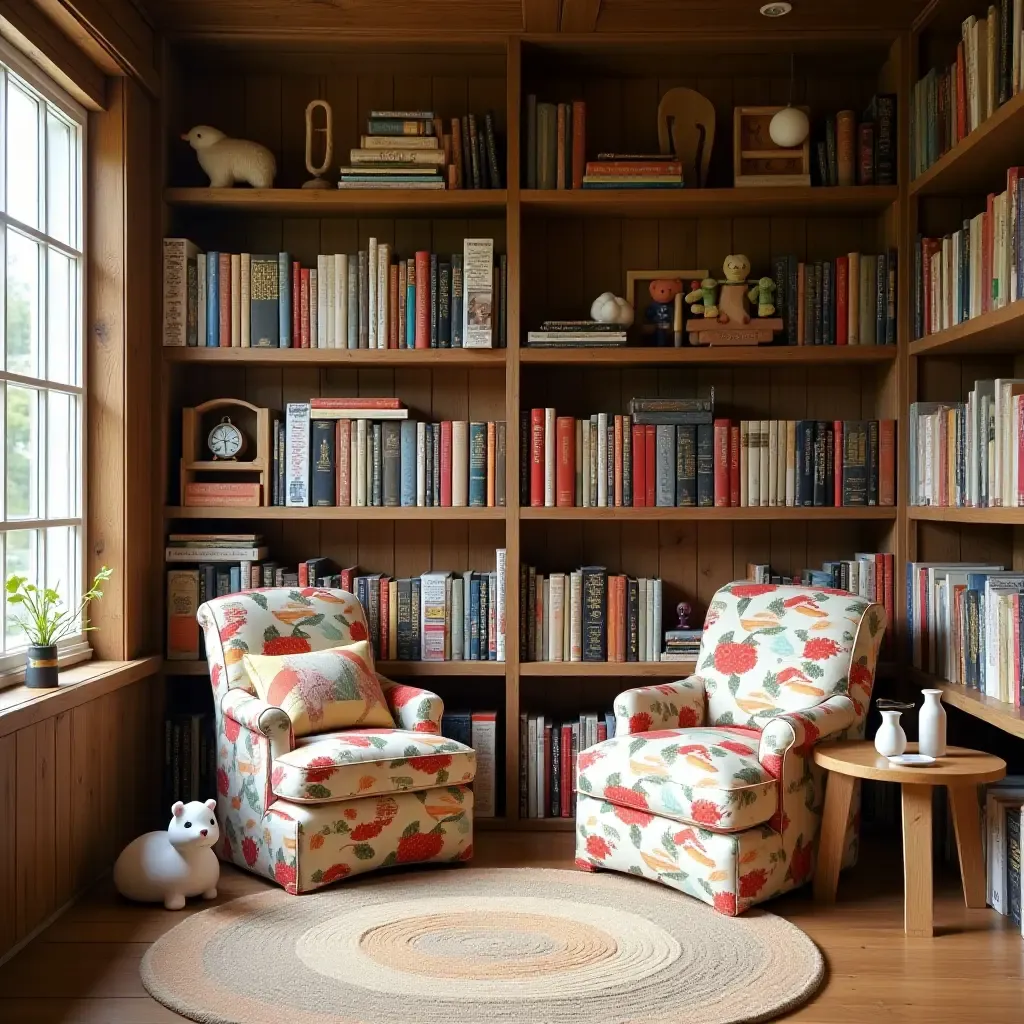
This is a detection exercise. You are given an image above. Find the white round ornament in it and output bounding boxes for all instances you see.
[769,106,810,149]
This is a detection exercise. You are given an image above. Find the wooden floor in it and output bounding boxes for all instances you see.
[0,831,1021,1023]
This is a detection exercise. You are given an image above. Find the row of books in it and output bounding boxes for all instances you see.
[811,102,896,187]
[909,378,1024,507]
[581,154,683,191]
[522,406,896,509]
[519,568,665,664]
[162,238,505,349]
[338,110,502,191]
[524,98,587,190]
[520,712,614,819]
[770,251,897,347]
[276,401,507,509]
[913,167,1024,338]
[911,8,1024,179]
[162,710,215,808]
[984,778,1024,931]
[908,560,1023,706]
[525,320,627,348]
[441,710,498,817]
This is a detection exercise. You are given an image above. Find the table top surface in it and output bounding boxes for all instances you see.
[813,742,1006,784]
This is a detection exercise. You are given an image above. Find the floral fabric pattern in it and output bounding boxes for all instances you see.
[198,588,475,893]
[576,582,885,916]
[272,730,476,804]
[244,639,394,737]
[576,726,777,832]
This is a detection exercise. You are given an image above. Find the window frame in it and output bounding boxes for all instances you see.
[0,37,88,682]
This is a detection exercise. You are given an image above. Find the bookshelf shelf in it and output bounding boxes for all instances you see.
[908,88,1024,198]
[377,660,506,677]
[477,817,575,831]
[164,506,507,520]
[520,346,897,367]
[521,186,898,218]
[164,187,508,216]
[907,506,1024,524]
[520,661,696,677]
[520,507,897,522]
[912,675,1024,741]
[164,347,508,367]
[908,300,1024,356]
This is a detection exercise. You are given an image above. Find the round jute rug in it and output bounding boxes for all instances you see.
[141,867,825,1024]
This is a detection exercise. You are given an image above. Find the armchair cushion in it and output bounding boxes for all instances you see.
[613,678,707,736]
[243,640,394,737]
[577,726,777,832]
[271,729,476,803]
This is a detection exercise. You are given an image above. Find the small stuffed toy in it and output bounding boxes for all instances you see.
[685,277,719,319]
[181,126,277,188]
[748,276,776,317]
[590,292,634,326]
[113,799,220,910]
[645,279,683,346]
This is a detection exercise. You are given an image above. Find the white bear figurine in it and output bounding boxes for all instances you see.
[181,126,277,188]
[113,799,221,910]
[590,292,634,326]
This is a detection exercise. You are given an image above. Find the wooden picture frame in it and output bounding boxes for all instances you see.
[733,106,811,187]
[627,269,708,346]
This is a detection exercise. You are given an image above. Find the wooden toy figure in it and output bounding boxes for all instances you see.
[645,278,684,346]
[684,254,783,346]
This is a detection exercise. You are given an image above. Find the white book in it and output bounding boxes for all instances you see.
[768,420,779,506]
[165,545,268,562]
[471,712,497,817]
[651,578,662,662]
[645,579,655,663]
[544,407,556,506]
[739,421,749,507]
[562,583,570,659]
[285,402,310,507]
[450,421,468,506]
[638,578,648,662]
[451,577,464,660]
[569,571,582,661]
[463,237,494,347]
[785,420,796,506]
[162,238,200,346]
[758,420,770,507]
[230,253,241,347]
[350,423,358,505]
[527,715,538,818]
[747,419,759,506]
[368,237,378,348]
[542,577,550,660]
[581,420,591,507]
[377,242,390,348]
[356,419,368,506]
[597,412,608,507]
[420,571,451,661]
[995,379,1024,505]
[496,547,507,663]
[335,254,347,348]
[322,255,334,348]
[196,253,207,348]
[847,252,860,344]
[240,253,250,347]
[549,573,565,662]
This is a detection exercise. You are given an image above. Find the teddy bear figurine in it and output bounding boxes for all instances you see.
[645,278,683,346]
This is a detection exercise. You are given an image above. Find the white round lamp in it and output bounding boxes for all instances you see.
[769,106,809,149]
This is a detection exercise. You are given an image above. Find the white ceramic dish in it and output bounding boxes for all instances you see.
[887,753,937,767]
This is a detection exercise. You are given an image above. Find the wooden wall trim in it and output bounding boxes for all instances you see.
[522,0,560,32]
[0,0,104,109]
[559,0,600,32]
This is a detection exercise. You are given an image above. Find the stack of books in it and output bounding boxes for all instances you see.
[525,320,627,348]
[911,9,1024,179]
[519,565,664,664]
[443,710,499,817]
[983,779,1024,932]
[662,629,702,662]
[275,401,507,510]
[162,237,505,349]
[913,167,1024,338]
[811,99,895,187]
[340,111,446,190]
[582,153,684,190]
[520,711,614,819]
[523,97,586,189]
[162,709,216,811]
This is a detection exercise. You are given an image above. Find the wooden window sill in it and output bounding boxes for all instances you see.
[0,655,162,736]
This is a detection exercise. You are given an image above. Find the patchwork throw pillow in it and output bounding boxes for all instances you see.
[243,640,394,737]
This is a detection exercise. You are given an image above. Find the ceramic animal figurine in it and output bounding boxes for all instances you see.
[113,799,220,910]
[645,279,684,346]
[181,126,277,188]
[590,292,634,326]
[676,601,692,629]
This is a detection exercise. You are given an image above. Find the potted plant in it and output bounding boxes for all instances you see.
[5,566,112,687]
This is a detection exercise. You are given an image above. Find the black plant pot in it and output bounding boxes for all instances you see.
[25,645,59,688]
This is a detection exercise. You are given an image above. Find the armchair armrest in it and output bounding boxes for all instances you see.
[758,694,857,775]
[613,677,708,736]
[221,689,293,758]
[377,675,443,734]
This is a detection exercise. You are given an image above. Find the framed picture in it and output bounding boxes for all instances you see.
[626,269,708,346]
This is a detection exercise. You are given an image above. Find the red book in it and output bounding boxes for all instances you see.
[183,483,261,506]
[298,561,309,587]
[834,420,843,507]
[856,123,874,185]
[571,100,586,190]
[713,418,729,507]
[300,268,311,348]
[291,261,301,348]
[956,41,966,142]
[530,409,545,507]
[729,425,740,507]
[379,577,389,660]
[878,419,895,506]
[560,726,572,817]
[440,420,453,507]
[310,397,403,410]
[613,415,623,507]
[556,416,575,507]
[487,421,496,507]
[414,251,430,348]
[1014,594,1022,706]
[336,420,350,506]
[183,481,259,497]
[612,576,627,662]
[597,721,607,742]
[644,426,656,507]
[835,256,849,345]
[921,237,941,335]
[632,423,646,507]
[389,265,399,348]
[584,161,684,176]
[218,253,231,347]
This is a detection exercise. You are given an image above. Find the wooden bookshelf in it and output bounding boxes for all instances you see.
[520,346,897,366]
[165,506,507,520]
[164,659,507,678]
[910,674,1024,741]
[908,300,1024,356]
[520,662,696,677]
[164,347,508,367]
[908,507,1024,524]
[521,507,897,522]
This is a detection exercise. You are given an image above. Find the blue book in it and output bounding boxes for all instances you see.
[278,252,291,348]
[469,574,481,660]
[451,254,464,347]
[430,253,439,348]
[468,422,487,507]
[400,420,417,506]
[206,251,219,347]
[442,709,472,748]
[229,565,241,594]
[406,263,416,347]
[479,575,489,661]
[604,711,616,740]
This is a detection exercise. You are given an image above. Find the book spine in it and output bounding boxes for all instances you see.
[632,423,646,507]
[837,109,856,186]
[161,238,197,347]
[836,255,849,345]
[310,418,336,507]
[655,425,675,506]
[644,426,656,507]
[468,422,487,507]
[413,250,430,348]
[382,421,402,507]
[556,416,575,506]
[218,253,231,347]
[696,423,714,507]
[166,570,200,659]
[451,254,464,347]
[713,419,729,507]
[879,419,896,506]
[730,424,740,507]
[285,403,310,507]
[462,238,494,348]
[572,101,586,190]
[581,567,607,662]
[544,408,557,507]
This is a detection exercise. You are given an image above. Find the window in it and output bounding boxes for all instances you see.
[0,42,85,674]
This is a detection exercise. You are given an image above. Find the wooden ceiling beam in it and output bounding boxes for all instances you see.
[522,0,560,32]
[560,0,600,32]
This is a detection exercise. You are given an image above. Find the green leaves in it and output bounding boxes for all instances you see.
[4,566,112,646]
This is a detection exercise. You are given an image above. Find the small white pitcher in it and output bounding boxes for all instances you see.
[874,709,907,757]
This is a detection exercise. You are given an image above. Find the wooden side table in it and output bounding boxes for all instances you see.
[813,742,1006,937]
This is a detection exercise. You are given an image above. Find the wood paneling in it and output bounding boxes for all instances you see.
[0,673,163,963]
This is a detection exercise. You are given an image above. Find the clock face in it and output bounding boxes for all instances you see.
[208,418,244,459]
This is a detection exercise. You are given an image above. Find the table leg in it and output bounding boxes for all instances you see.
[947,784,986,909]
[901,783,933,937]
[813,771,855,903]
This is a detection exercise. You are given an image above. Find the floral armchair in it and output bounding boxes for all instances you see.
[575,582,885,915]
[198,588,474,894]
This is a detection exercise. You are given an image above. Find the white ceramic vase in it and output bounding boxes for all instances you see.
[918,689,947,757]
[874,709,907,757]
